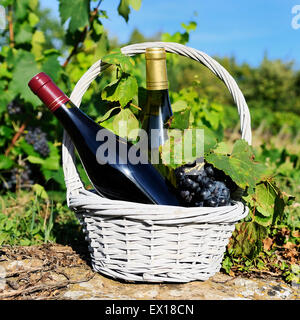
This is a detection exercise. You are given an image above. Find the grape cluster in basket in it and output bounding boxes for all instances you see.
[175,162,237,207]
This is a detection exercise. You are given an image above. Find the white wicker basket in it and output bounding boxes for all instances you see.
[62,42,251,283]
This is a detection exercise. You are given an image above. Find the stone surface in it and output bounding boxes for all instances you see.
[61,270,299,300]
[0,244,299,300]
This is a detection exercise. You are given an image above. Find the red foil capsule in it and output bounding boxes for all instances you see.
[28,72,70,112]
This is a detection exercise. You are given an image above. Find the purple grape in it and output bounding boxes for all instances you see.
[175,162,233,208]
[25,127,50,157]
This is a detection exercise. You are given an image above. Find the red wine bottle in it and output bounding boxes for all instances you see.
[28,72,179,206]
[141,47,173,151]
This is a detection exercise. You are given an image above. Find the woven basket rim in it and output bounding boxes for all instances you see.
[68,189,249,224]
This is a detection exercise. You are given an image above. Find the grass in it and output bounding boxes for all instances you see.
[0,190,84,246]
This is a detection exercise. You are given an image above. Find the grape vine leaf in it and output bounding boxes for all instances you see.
[205,139,267,194]
[213,141,231,155]
[28,12,40,27]
[29,0,39,11]
[42,54,62,82]
[229,221,267,257]
[170,100,191,130]
[96,106,121,123]
[160,129,205,168]
[243,181,294,227]
[117,0,142,22]
[59,0,90,33]
[118,0,130,22]
[181,21,197,32]
[0,155,14,170]
[32,184,49,200]
[9,51,41,107]
[101,73,138,107]
[31,30,45,58]
[15,0,30,20]
[130,0,142,10]
[101,49,135,72]
[27,143,59,171]
[112,108,140,140]
[15,23,33,45]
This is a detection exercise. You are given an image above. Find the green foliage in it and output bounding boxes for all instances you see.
[59,0,90,33]
[101,73,138,107]
[0,191,83,246]
[206,140,267,194]
[0,0,143,194]
[0,2,298,282]
[118,0,142,22]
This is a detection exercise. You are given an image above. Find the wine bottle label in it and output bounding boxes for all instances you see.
[145,47,169,90]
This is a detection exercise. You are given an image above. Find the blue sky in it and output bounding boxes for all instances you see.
[40,0,300,68]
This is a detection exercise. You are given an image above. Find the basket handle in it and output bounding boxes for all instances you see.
[62,41,252,200]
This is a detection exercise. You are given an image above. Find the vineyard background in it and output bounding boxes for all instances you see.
[0,0,299,285]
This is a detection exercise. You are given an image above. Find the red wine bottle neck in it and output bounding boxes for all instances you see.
[28,72,70,112]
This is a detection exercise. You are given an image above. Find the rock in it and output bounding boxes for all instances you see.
[0,244,298,300]
[61,271,299,300]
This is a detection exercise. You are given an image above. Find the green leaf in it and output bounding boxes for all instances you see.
[42,54,61,82]
[28,0,39,11]
[170,100,191,130]
[181,21,197,32]
[222,256,233,274]
[27,155,45,165]
[96,106,121,123]
[130,0,142,10]
[205,140,266,193]
[92,19,104,35]
[247,181,292,227]
[230,222,266,258]
[42,167,66,189]
[9,51,41,107]
[201,126,218,153]
[59,0,90,33]
[101,49,135,71]
[161,32,184,44]
[15,23,33,44]
[28,12,40,27]
[0,155,14,170]
[118,0,130,22]
[254,182,277,218]
[0,126,14,138]
[203,110,220,130]
[31,30,45,58]
[101,74,138,107]
[213,141,231,155]
[42,142,60,171]
[112,108,140,140]
[19,139,40,157]
[27,143,59,171]
[160,129,204,168]
[32,184,49,200]
[15,0,29,20]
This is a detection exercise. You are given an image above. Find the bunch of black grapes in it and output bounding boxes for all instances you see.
[175,162,237,207]
[3,164,33,190]
[25,127,50,157]
[7,100,22,115]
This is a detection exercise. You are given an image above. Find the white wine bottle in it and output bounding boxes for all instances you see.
[141,47,173,151]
